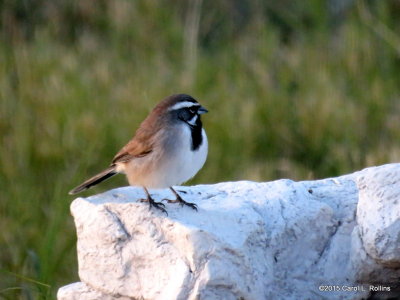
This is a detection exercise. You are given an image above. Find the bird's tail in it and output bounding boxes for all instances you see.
[69,165,117,195]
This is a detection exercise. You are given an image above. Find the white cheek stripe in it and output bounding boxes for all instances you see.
[187,114,198,126]
[169,101,200,111]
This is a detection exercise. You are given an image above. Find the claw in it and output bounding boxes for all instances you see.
[165,187,198,211]
[182,201,198,211]
[140,187,168,215]
[149,199,168,215]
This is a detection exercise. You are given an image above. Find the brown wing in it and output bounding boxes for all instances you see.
[111,113,162,164]
[112,137,153,164]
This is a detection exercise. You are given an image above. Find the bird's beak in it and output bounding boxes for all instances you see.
[198,106,208,114]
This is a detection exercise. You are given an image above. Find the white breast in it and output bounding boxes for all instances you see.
[164,126,208,187]
[122,125,208,188]
[147,124,207,188]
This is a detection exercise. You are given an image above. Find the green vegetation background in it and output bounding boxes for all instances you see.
[1,0,400,298]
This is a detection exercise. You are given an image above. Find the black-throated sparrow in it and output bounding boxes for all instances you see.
[69,94,208,214]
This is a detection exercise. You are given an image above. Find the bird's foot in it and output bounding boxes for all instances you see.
[163,194,198,211]
[140,195,167,215]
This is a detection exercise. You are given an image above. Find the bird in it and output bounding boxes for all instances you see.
[69,94,208,214]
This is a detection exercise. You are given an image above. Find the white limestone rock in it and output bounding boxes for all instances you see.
[57,282,131,300]
[58,164,400,300]
[350,164,400,284]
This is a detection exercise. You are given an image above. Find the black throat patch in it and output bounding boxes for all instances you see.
[188,118,203,151]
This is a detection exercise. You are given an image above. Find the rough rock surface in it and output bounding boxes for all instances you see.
[58,164,400,300]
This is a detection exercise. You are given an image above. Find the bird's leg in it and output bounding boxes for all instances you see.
[140,187,167,215]
[164,187,198,211]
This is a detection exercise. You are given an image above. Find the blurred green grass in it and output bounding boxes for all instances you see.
[1,0,400,298]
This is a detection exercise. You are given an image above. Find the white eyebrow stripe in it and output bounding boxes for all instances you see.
[169,101,200,111]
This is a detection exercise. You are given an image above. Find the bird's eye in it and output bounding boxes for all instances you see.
[189,108,195,114]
